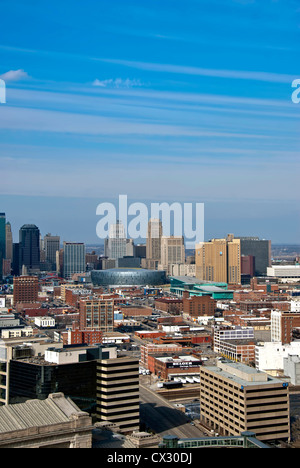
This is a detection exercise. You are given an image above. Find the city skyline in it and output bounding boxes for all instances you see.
[1,1,300,450]
[0,0,299,244]
[1,209,299,252]
[1,209,295,250]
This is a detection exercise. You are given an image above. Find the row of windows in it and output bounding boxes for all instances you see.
[201,395,245,417]
[97,374,139,383]
[201,407,245,432]
[96,412,139,424]
[97,402,139,412]
[200,381,243,400]
[98,393,139,404]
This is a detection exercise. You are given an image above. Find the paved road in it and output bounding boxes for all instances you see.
[139,384,206,439]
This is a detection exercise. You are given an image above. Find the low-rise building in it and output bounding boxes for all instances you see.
[149,354,202,380]
[140,343,183,370]
[0,393,93,448]
[255,341,300,373]
[34,316,55,328]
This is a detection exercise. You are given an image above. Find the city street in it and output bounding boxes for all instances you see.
[139,383,206,439]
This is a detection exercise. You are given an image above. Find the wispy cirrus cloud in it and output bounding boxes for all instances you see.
[92,77,142,88]
[96,58,297,84]
[0,105,273,140]
[0,69,30,82]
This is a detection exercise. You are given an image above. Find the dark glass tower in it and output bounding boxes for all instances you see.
[19,224,40,272]
[0,213,6,279]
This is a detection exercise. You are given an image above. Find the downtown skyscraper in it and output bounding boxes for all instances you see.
[104,220,127,260]
[19,224,40,274]
[63,242,85,279]
[0,213,6,279]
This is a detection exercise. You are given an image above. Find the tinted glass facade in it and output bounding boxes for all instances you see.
[63,242,85,279]
[239,238,271,276]
[19,224,40,271]
[9,360,97,407]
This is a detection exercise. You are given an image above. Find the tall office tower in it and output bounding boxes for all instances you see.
[160,236,185,273]
[195,234,241,284]
[63,242,85,279]
[12,243,20,276]
[104,220,127,260]
[13,275,39,304]
[227,235,241,285]
[44,233,60,269]
[237,236,271,276]
[5,222,13,261]
[146,218,162,262]
[135,244,146,259]
[19,224,40,273]
[56,248,64,277]
[0,213,6,279]
[96,356,140,433]
[196,239,227,282]
[79,298,114,332]
[126,238,135,256]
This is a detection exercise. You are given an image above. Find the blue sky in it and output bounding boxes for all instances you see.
[0,0,299,244]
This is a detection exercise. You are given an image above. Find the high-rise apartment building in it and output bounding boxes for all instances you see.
[160,236,185,274]
[196,234,271,284]
[104,220,127,260]
[196,238,227,283]
[195,234,241,284]
[63,242,85,279]
[44,233,60,269]
[19,224,40,273]
[227,235,241,284]
[79,298,114,332]
[96,356,140,433]
[0,213,6,278]
[200,360,290,442]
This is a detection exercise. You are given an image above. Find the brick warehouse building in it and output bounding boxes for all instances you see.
[140,343,183,370]
[119,305,152,317]
[182,295,215,318]
[79,298,114,332]
[148,354,203,380]
[272,311,300,345]
[154,297,183,313]
[13,276,39,305]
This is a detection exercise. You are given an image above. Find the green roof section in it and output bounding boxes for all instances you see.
[169,276,233,300]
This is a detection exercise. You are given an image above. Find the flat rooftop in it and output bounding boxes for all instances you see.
[157,355,201,363]
[203,360,287,387]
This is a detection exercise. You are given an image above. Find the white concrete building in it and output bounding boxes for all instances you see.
[1,327,34,339]
[267,265,300,282]
[166,263,196,277]
[45,345,117,365]
[255,341,300,373]
[214,325,254,354]
[271,310,282,342]
[283,354,300,385]
[34,317,55,328]
[291,300,300,312]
